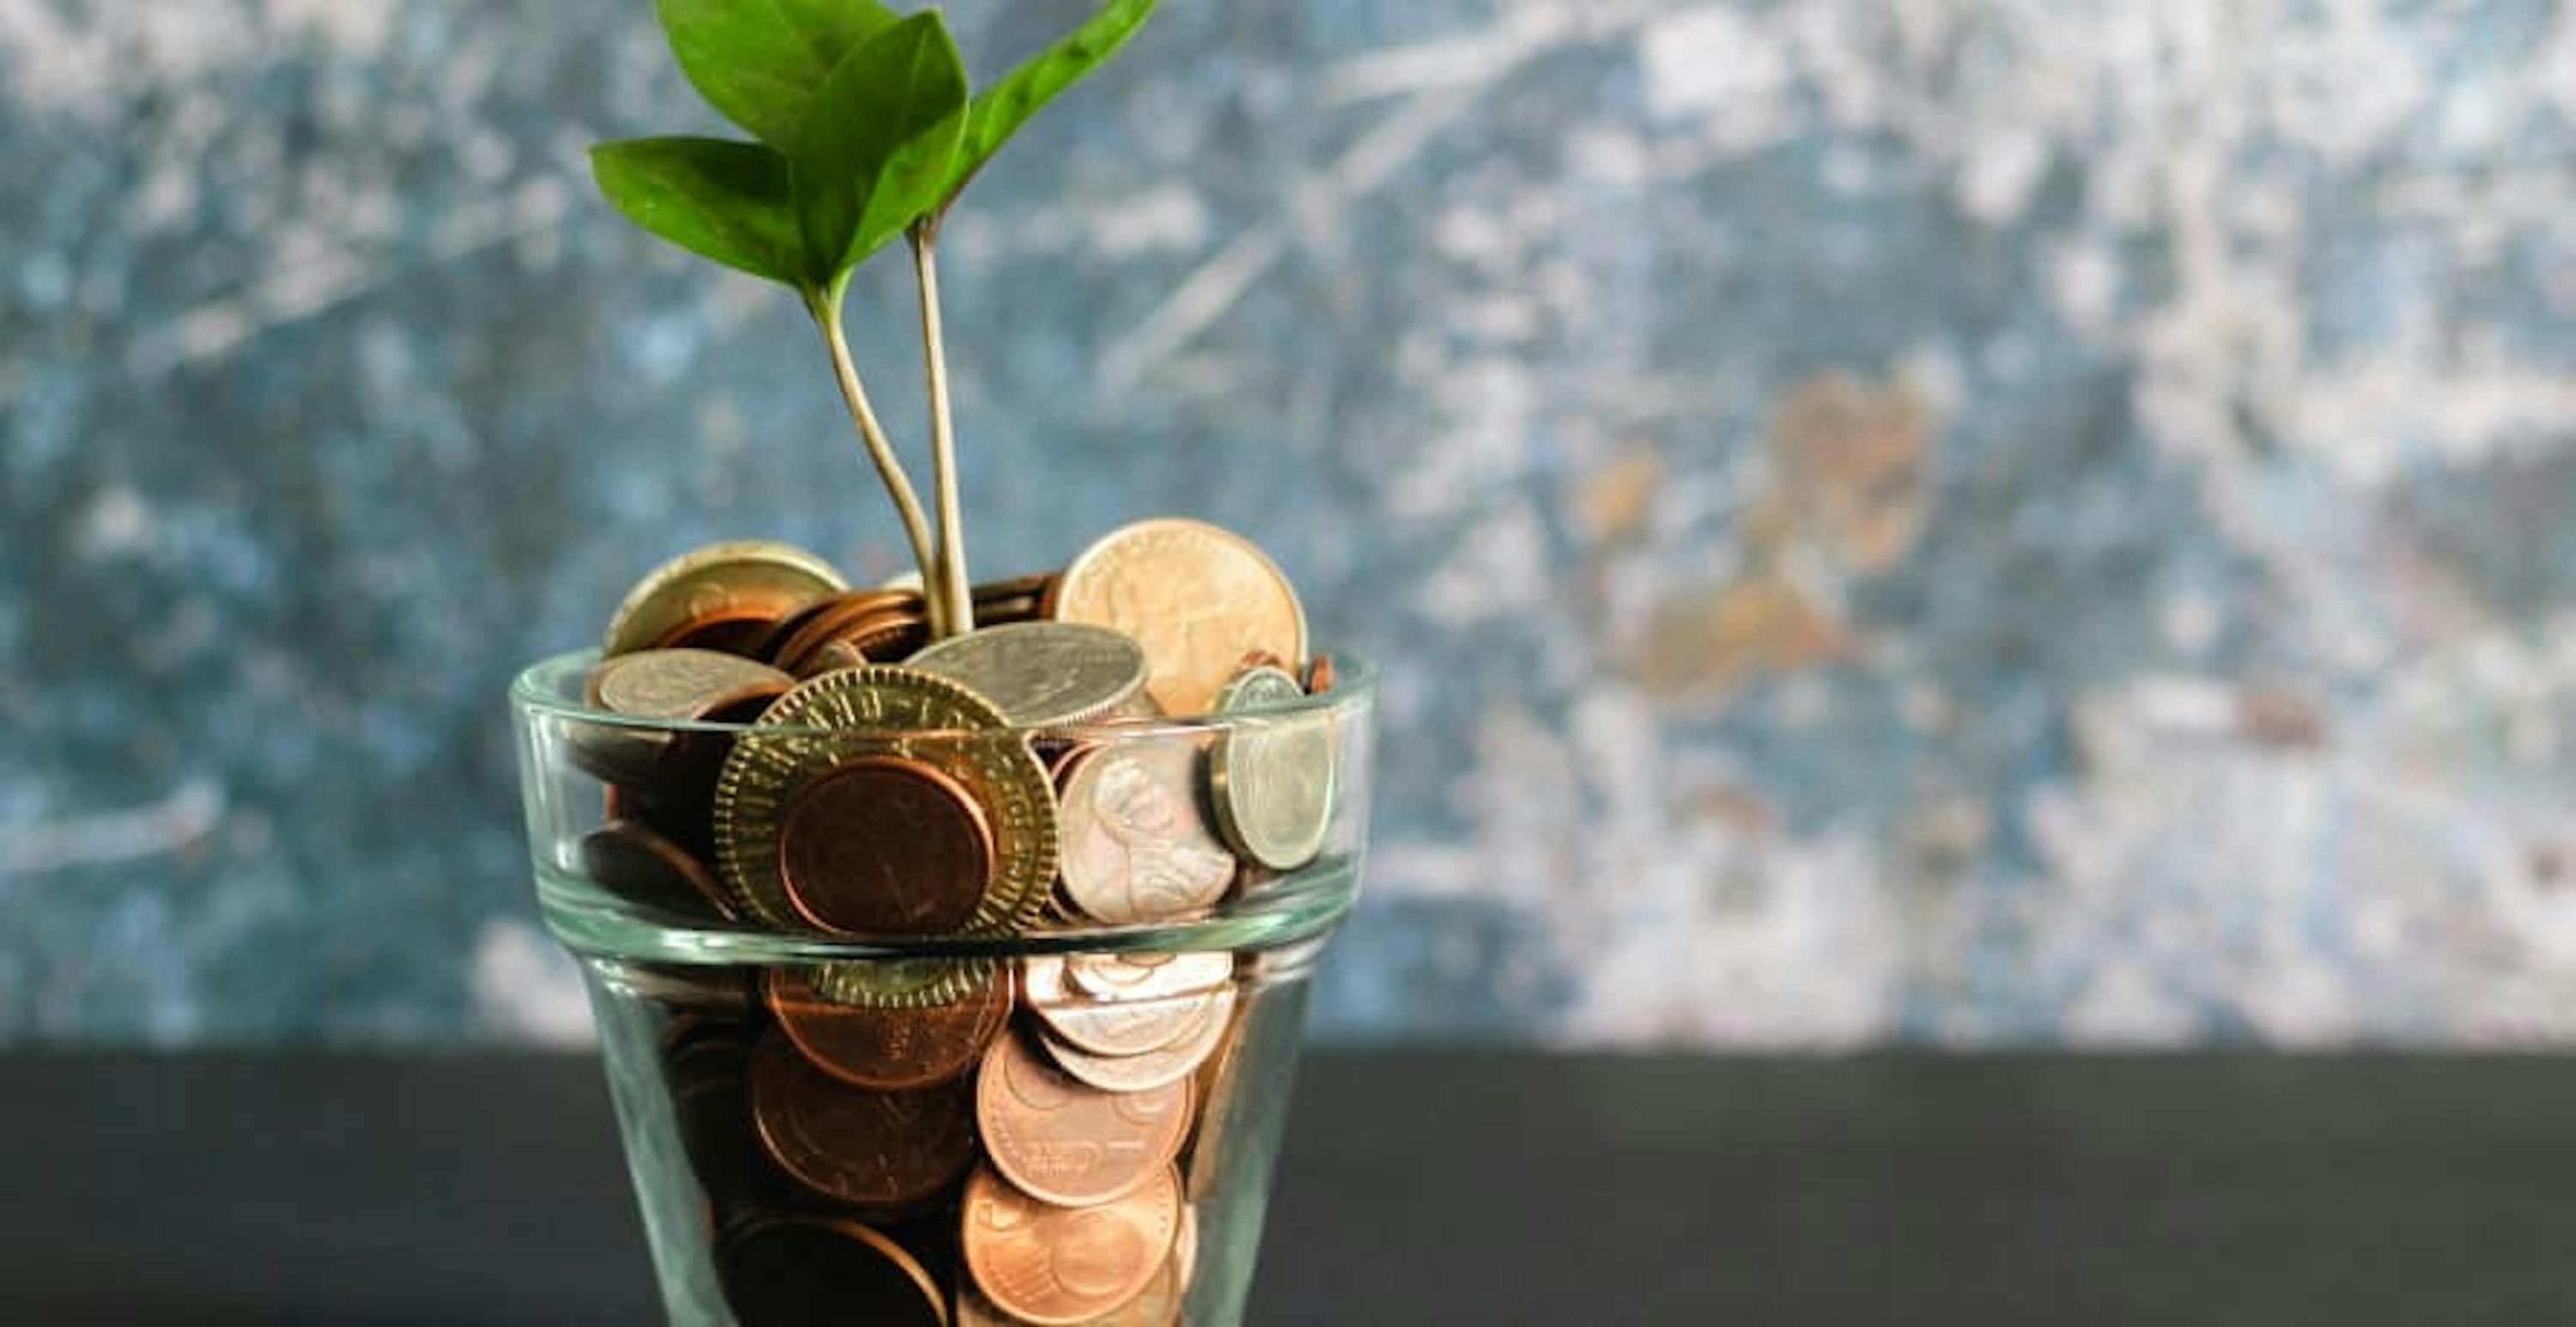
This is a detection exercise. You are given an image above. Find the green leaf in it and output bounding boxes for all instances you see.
[937,0,1157,208]
[792,12,969,280]
[590,137,807,284]
[654,0,900,146]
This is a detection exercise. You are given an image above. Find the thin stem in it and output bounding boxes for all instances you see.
[805,287,946,637]
[911,224,974,637]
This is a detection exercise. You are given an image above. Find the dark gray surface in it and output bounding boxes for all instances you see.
[3,1051,2572,1324]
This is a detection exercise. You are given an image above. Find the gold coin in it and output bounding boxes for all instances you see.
[603,541,846,658]
[1048,519,1307,715]
[910,622,1150,727]
[1207,664,1337,870]
[1055,739,1236,924]
[712,667,1058,934]
[962,1165,1181,1326]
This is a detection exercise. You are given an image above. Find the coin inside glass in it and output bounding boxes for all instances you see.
[975,1030,1191,1208]
[768,960,1011,1091]
[604,540,847,659]
[910,621,1149,727]
[776,755,994,936]
[579,819,735,920]
[717,1214,946,1327]
[1036,983,1236,1094]
[961,1165,1182,1327]
[1055,739,1236,923]
[748,1031,977,1209]
[1024,953,1230,1058]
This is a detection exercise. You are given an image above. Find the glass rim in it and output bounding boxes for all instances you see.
[508,646,1376,740]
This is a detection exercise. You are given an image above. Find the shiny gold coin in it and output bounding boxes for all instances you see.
[1036,984,1235,1094]
[1055,739,1236,924]
[1023,953,1230,1058]
[1048,519,1307,715]
[976,1029,1191,1208]
[1207,664,1337,871]
[962,1165,1181,1327]
[604,541,846,659]
[712,667,1058,934]
[910,622,1150,727]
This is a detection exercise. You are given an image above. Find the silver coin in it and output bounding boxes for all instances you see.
[909,621,1149,727]
[1206,665,1336,870]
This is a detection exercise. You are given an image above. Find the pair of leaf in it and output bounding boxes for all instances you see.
[592,0,1157,294]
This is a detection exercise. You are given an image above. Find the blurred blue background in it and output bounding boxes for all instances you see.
[6,0,2576,1045]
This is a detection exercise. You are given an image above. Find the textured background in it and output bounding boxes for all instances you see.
[6,0,2576,1046]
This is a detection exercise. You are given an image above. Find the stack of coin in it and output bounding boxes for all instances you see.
[568,520,1346,1326]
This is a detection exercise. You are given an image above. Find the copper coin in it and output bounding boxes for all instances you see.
[794,638,870,679]
[962,1166,1182,1327]
[1182,1007,1254,1202]
[1022,953,1228,1058]
[1055,740,1236,923]
[717,1214,948,1327]
[1304,653,1336,694]
[605,541,846,659]
[579,819,736,919]
[1048,519,1307,715]
[749,1031,977,1209]
[662,1024,774,1209]
[655,608,786,659]
[769,962,1012,1091]
[1036,985,1234,1094]
[620,686,781,861]
[774,754,995,936]
[975,1030,1191,1208]
[756,588,910,664]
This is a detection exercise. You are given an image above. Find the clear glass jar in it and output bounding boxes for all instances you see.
[511,650,1373,1327]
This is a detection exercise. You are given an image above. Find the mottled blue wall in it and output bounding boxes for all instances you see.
[7,1,2576,1045]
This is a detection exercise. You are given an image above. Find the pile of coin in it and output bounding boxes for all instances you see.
[562,519,1343,1326]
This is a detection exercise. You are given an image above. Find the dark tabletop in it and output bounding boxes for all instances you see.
[3,1051,2572,1324]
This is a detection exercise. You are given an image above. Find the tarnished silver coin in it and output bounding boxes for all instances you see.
[588,648,794,721]
[1036,983,1236,1093]
[1023,953,1230,1057]
[1207,665,1335,871]
[909,621,1149,727]
[603,540,846,658]
[1056,740,1236,923]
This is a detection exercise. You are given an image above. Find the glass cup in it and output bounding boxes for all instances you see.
[511,650,1373,1327]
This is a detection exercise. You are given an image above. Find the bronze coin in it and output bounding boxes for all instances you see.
[975,1029,1191,1208]
[1304,653,1336,694]
[749,1030,977,1210]
[768,590,929,673]
[618,687,781,861]
[769,961,1012,1091]
[755,589,904,665]
[961,1166,1181,1327]
[662,1023,775,1210]
[717,1214,948,1327]
[775,755,995,936]
[793,638,870,679]
[655,608,787,659]
[579,819,735,919]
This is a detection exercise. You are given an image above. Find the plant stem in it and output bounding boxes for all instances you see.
[911,224,974,637]
[805,287,947,637]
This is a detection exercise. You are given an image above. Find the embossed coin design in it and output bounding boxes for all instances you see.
[748,1030,976,1210]
[713,666,1059,934]
[910,621,1150,727]
[975,1029,1191,1208]
[1066,951,1236,1003]
[775,754,994,935]
[768,960,1012,1091]
[962,1165,1182,1327]
[1208,664,1337,870]
[603,541,845,659]
[1037,983,1236,1093]
[1056,739,1236,923]
[1048,519,1307,715]
[717,1215,947,1327]
[1024,953,1230,1058]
